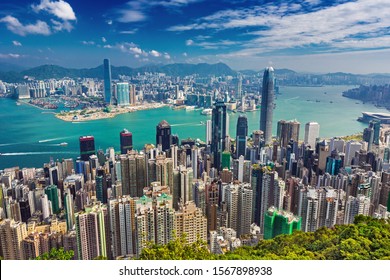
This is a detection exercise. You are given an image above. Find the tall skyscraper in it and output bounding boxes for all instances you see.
[277,119,300,147]
[79,136,95,161]
[206,120,212,145]
[116,82,130,106]
[120,129,133,154]
[103,58,112,104]
[236,114,248,158]
[304,122,320,149]
[260,67,275,145]
[129,84,136,105]
[156,120,172,152]
[211,101,227,171]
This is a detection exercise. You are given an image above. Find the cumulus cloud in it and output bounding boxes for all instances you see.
[0,16,51,36]
[32,0,76,21]
[51,19,73,32]
[164,53,171,60]
[102,37,107,43]
[12,41,22,46]
[150,50,161,57]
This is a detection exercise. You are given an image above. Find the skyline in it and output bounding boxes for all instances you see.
[0,0,389,74]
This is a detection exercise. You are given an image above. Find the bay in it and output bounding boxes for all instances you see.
[0,85,387,169]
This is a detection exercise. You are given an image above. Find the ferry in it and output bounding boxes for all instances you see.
[59,142,68,146]
[201,108,212,115]
[186,106,196,111]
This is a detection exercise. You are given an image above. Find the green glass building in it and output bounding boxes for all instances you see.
[264,206,301,240]
[45,185,60,214]
[222,151,231,169]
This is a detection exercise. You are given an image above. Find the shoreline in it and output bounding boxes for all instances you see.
[54,102,168,122]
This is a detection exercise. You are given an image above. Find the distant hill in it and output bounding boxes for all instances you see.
[0,62,237,82]
[1,62,389,85]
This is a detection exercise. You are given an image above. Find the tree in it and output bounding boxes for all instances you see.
[35,248,74,260]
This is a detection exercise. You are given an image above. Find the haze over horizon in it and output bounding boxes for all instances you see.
[1,0,390,74]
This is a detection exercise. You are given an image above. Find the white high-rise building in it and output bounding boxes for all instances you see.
[345,141,363,166]
[206,120,212,145]
[344,195,370,224]
[304,122,320,149]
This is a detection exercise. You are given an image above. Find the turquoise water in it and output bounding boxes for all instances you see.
[0,85,387,169]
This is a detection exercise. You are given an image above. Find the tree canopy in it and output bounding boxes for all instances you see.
[139,216,390,260]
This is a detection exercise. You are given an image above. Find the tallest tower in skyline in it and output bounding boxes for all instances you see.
[103,58,112,104]
[260,67,275,145]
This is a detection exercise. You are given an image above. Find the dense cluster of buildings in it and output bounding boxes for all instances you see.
[1,66,390,260]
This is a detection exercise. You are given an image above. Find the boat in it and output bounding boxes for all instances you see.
[186,106,196,111]
[59,142,68,146]
[200,121,205,125]
[16,102,21,106]
[201,108,212,115]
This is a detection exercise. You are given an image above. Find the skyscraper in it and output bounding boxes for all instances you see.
[79,136,95,161]
[211,101,227,171]
[236,114,248,158]
[103,58,112,104]
[156,120,172,152]
[260,67,275,145]
[206,120,212,145]
[75,203,108,260]
[120,129,133,154]
[277,119,300,147]
[304,122,320,149]
[116,82,130,106]
[45,185,60,214]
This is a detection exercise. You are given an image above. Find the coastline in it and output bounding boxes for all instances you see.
[55,102,168,122]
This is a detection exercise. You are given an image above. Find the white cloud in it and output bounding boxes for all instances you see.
[119,29,139,34]
[103,44,113,48]
[130,47,143,54]
[32,0,76,21]
[186,39,194,46]
[0,53,21,59]
[168,0,390,56]
[164,53,171,60]
[106,19,113,25]
[12,41,22,46]
[51,19,73,32]
[82,41,95,45]
[117,10,146,23]
[150,50,161,57]
[115,0,203,23]
[183,52,188,57]
[0,16,51,36]
[102,37,107,43]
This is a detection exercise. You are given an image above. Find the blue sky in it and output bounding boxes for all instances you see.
[0,0,390,73]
